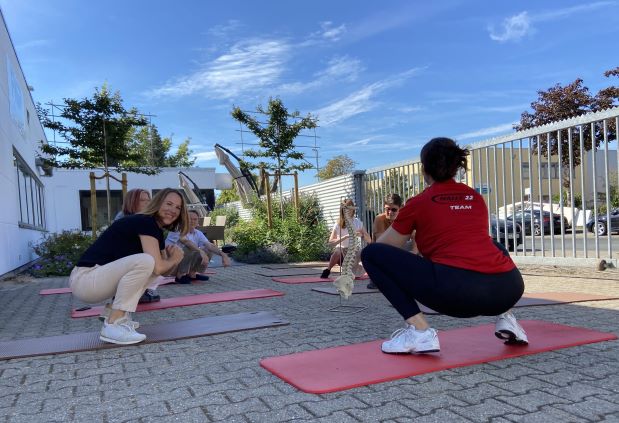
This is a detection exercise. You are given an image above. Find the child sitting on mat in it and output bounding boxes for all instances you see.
[165,210,231,284]
[361,137,527,354]
[69,188,188,345]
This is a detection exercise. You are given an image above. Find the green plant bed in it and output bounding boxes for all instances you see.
[230,194,330,264]
[30,231,94,277]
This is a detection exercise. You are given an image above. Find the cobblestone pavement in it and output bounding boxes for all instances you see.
[0,264,617,422]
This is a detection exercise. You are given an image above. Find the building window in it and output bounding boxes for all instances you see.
[13,149,46,230]
[79,190,124,231]
[521,162,560,180]
[541,163,560,179]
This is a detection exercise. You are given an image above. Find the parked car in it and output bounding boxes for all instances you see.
[586,208,619,236]
[506,210,566,236]
[490,215,522,251]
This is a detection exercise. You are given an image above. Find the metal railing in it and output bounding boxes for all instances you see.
[361,107,619,261]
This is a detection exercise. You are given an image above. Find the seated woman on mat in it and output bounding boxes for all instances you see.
[320,199,371,279]
[69,188,187,345]
[165,209,231,284]
[361,137,527,354]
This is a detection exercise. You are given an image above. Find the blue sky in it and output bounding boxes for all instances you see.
[2,0,618,188]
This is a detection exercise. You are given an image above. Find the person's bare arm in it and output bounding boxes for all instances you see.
[202,240,231,267]
[376,226,409,249]
[178,237,200,252]
[140,235,184,275]
[328,225,349,247]
[372,216,387,242]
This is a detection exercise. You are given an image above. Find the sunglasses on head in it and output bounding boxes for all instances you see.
[385,207,399,213]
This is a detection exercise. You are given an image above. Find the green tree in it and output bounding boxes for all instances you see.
[162,137,196,167]
[317,154,356,181]
[231,97,317,176]
[38,85,154,174]
[515,67,619,187]
[216,187,240,204]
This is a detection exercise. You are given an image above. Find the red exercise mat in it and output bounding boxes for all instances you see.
[260,320,617,394]
[272,275,369,284]
[71,289,284,318]
[40,276,180,295]
[417,292,619,314]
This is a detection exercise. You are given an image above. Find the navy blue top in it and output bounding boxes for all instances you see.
[76,214,164,267]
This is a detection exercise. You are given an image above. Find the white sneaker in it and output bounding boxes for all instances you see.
[381,325,440,354]
[99,316,146,345]
[495,311,528,344]
[98,304,139,329]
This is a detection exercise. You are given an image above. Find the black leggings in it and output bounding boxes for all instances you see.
[360,243,524,320]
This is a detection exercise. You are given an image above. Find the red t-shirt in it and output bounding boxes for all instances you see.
[391,179,515,273]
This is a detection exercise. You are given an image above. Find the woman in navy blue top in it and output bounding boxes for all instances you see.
[69,188,188,345]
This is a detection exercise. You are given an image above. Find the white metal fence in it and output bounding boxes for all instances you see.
[362,107,619,262]
[224,107,619,263]
[224,172,364,230]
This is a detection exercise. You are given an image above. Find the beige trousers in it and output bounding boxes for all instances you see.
[69,253,157,312]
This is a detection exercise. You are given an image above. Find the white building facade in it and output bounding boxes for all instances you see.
[45,168,231,233]
[0,10,232,277]
[0,10,50,277]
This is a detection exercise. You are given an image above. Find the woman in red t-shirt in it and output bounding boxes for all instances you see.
[361,137,527,355]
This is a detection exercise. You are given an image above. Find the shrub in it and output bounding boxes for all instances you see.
[30,230,93,277]
[239,243,290,264]
[230,194,330,263]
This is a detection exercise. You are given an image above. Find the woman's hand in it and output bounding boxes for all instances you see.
[329,234,349,247]
[166,244,184,264]
[356,228,372,243]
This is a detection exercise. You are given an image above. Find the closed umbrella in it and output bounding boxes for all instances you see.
[214,143,259,206]
[178,171,209,217]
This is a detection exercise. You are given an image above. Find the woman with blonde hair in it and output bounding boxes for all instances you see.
[320,198,371,279]
[69,188,188,345]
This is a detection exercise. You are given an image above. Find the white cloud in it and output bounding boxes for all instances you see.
[456,122,516,140]
[398,106,423,113]
[314,85,381,126]
[318,21,347,41]
[207,20,242,38]
[488,12,531,42]
[146,38,290,99]
[279,56,363,95]
[16,39,51,50]
[348,137,375,146]
[302,21,347,45]
[489,2,617,42]
[193,151,218,162]
[535,1,617,21]
[314,67,424,126]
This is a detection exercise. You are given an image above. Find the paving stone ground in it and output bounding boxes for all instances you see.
[0,262,617,423]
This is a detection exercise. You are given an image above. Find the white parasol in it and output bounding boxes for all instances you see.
[178,171,209,217]
[214,143,259,206]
